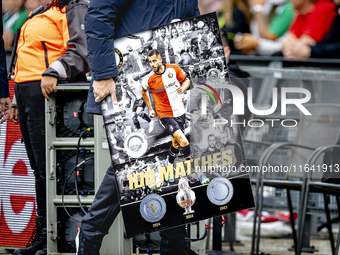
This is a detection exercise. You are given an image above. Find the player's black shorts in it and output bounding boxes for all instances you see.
[132,98,146,112]
[159,114,186,136]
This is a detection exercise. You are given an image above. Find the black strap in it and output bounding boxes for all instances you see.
[7,28,20,80]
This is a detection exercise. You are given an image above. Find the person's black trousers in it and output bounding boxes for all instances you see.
[81,165,120,237]
[80,166,190,255]
[15,81,46,217]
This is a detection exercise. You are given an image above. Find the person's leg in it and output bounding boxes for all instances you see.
[15,82,46,216]
[14,81,47,255]
[173,115,193,160]
[136,104,151,123]
[25,83,46,216]
[167,139,180,165]
[137,104,154,133]
[131,111,141,130]
[160,225,191,255]
[160,117,186,165]
[173,130,189,149]
[78,165,120,255]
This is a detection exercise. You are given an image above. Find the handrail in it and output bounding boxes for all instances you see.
[238,66,340,81]
[229,55,340,65]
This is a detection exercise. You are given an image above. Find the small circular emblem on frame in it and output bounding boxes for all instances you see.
[140,194,167,223]
[115,48,124,70]
[207,177,234,206]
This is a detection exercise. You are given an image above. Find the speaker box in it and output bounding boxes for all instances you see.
[56,91,94,137]
[56,150,95,196]
[57,207,84,253]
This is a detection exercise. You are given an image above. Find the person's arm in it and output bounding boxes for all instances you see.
[298,35,316,46]
[281,32,296,49]
[177,77,190,94]
[311,41,340,58]
[283,34,316,58]
[85,0,128,80]
[0,97,11,123]
[256,38,283,55]
[9,95,18,123]
[85,0,130,104]
[141,76,155,116]
[252,12,277,40]
[254,10,286,40]
[141,87,156,118]
[249,0,275,40]
[41,1,90,100]
[174,65,190,94]
[268,2,294,39]
[234,33,259,51]
[302,2,337,44]
[43,1,90,80]
[284,40,340,59]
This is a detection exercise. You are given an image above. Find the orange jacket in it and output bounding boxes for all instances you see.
[14,1,90,83]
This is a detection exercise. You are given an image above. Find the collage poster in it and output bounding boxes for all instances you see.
[101,13,255,237]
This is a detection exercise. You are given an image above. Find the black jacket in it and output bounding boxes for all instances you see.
[311,12,340,58]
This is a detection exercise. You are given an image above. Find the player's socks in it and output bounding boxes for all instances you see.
[168,145,179,164]
[182,144,193,160]
[133,118,141,129]
[141,113,151,122]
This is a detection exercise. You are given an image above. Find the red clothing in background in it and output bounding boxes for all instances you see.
[290,0,337,42]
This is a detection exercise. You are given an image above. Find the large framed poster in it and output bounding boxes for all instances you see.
[100,12,254,237]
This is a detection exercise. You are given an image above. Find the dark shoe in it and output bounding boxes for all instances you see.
[35,246,47,255]
[77,229,104,255]
[14,216,47,255]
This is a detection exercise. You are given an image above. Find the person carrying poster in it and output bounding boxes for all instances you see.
[78,1,200,255]
[141,49,193,167]
[81,10,255,255]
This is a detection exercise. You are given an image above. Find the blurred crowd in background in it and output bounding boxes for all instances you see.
[2,0,49,48]
[2,0,340,59]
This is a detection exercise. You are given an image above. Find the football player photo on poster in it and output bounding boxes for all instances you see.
[100,12,254,237]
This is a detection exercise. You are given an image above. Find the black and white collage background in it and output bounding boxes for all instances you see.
[100,13,246,205]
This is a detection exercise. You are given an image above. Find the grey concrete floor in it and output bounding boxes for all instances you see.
[226,238,333,255]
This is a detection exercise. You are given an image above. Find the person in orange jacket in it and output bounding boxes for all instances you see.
[10,0,90,254]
